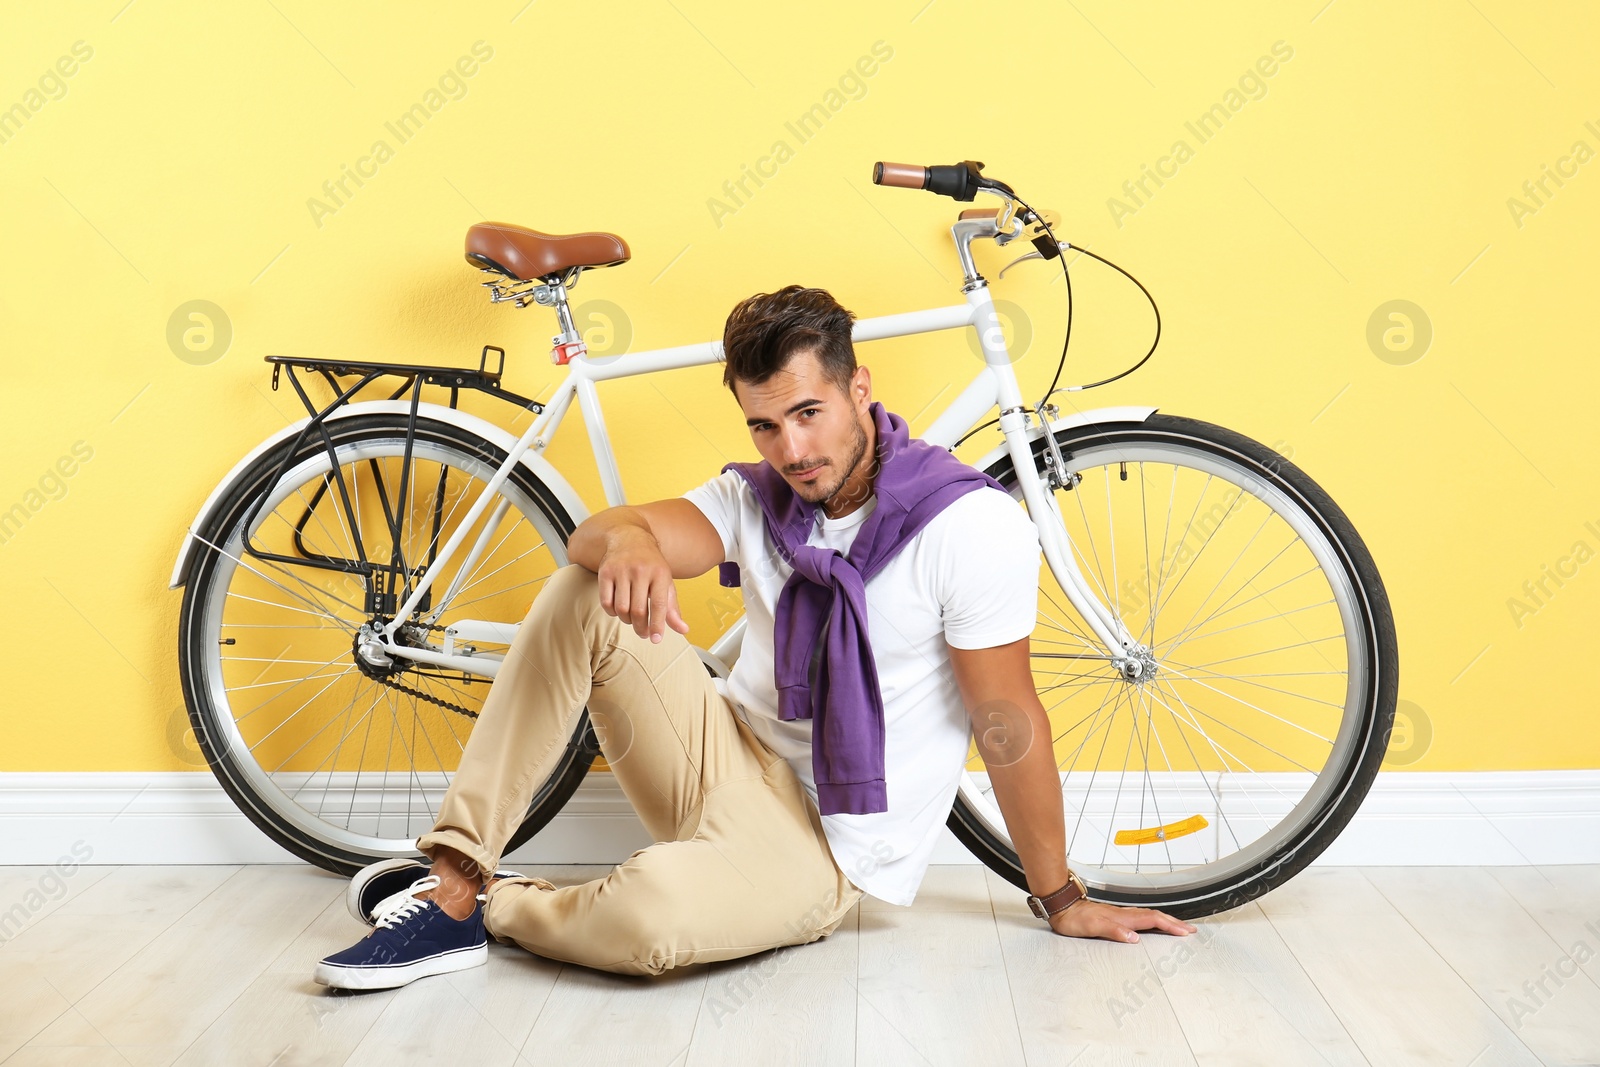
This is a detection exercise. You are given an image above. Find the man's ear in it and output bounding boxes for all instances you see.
[852,364,872,412]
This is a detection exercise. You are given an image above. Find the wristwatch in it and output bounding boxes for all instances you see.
[1026,869,1088,921]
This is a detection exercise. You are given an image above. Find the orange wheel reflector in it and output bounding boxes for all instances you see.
[1113,814,1209,846]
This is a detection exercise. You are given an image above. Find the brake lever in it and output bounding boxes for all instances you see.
[998,239,1070,280]
[995,208,1065,276]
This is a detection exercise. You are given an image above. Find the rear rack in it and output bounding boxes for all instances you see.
[227,346,545,616]
[264,345,543,415]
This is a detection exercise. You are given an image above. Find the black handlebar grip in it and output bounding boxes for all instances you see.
[924,162,983,201]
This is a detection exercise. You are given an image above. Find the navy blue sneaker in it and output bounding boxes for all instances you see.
[346,857,527,927]
[314,875,488,990]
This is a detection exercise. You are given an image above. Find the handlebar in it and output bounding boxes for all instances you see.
[871,159,990,202]
[873,159,1062,261]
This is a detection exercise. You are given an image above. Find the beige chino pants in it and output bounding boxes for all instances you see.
[415,562,863,976]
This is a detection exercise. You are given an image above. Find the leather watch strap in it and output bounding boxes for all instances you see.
[1026,870,1087,921]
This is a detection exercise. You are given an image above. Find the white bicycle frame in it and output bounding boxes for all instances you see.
[374,230,1142,681]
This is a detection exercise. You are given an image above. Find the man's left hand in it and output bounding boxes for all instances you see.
[1046,899,1197,943]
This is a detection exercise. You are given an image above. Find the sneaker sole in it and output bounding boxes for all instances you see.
[312,943,488,991]
[345,857,427,926]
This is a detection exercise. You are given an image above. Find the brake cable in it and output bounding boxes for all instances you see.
[951,178,1163,450]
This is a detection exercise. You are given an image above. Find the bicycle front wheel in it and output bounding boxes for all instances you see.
[177,414,592,875]
[949,413,1398,919]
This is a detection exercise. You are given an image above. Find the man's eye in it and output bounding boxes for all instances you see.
[802,408,818,418]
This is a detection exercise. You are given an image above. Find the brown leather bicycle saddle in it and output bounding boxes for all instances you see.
[465,222,631,281]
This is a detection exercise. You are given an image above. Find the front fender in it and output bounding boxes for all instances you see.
[966,404,1159,476]
[168,400,590,589]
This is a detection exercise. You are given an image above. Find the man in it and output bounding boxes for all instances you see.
[314,285,1195,989]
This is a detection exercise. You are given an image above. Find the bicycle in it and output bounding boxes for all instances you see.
[169,159,1398,920]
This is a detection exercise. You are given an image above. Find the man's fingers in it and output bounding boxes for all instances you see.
[643,577,686,642]
[1144,910,1198,936]
[1118,908,1197,939]
[1055,901,1197,942]
[646,578,667,640]
[630,588,650,637]
[600,565,687,642]
[658,581,690,638]
[1121,907,1196,935]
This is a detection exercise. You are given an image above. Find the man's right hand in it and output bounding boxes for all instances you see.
[596,527,691,643]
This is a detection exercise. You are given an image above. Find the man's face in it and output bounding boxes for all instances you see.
[735,349,873,509]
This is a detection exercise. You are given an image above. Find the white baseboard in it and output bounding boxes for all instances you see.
[0,770,1595,867]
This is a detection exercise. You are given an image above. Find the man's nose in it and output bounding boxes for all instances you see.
[777,426,807,467]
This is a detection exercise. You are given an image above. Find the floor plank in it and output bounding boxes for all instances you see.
[1257,867,1545,1066]
[514,961,709,1066]
[687,904,860,1065]
[1367,865,1600,1066]
[64,866,340,1065]
[1127,890,1370,1065]
[1489,864,1600,988]
[171,895,398,1066]
[984,868,1199,1066]
[0,864,116,947]
[1,863,1594,1066]
[856,902,1027,1066]
[0,866,240,1060]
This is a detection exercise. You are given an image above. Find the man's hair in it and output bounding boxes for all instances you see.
[721,285,858,400]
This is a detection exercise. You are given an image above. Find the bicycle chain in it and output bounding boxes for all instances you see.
[369,619,479,719]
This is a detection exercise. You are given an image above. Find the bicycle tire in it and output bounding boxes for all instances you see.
[947,413,1398,920]
[177,413,598,875]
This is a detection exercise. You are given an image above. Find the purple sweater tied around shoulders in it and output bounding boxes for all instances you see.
[715,400,1007,816]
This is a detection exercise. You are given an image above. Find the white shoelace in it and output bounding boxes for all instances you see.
[371,874,440,929]
[369,869,524,928]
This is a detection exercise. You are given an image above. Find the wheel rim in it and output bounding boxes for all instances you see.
[957,432,1373,896]
[193,435,568,857]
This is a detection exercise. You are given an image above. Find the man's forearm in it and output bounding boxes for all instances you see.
[566,506,657,572]
[982,697,1071,896]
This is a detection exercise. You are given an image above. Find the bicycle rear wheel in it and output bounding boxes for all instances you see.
[177,414,593,875]
[948,413,1398,919]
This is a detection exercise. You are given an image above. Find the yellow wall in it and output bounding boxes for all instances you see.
[1,1,1593,771]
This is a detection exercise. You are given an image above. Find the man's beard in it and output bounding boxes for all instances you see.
[806,415,870,508]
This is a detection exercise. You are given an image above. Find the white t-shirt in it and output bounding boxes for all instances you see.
[681,470,1040,905]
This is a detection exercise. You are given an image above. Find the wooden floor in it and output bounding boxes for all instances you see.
[0,863,1596,1066]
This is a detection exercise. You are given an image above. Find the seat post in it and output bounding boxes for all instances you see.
[544,273,587,365]
[546,274,580,343]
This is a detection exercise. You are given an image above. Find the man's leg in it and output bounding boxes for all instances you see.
[413,562,860,968]
[414,560,717,908]
[483,759,862,976]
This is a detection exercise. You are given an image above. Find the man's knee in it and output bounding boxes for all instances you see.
[540,562,599,608]
[576,883,683,976]
[522,563,603,632]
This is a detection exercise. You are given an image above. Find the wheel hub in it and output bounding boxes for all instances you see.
[1116,646,1161,686]
[352,621,433,681]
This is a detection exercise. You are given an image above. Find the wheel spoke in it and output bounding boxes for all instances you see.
[186,427,571,862]
[953,422,1386,902]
